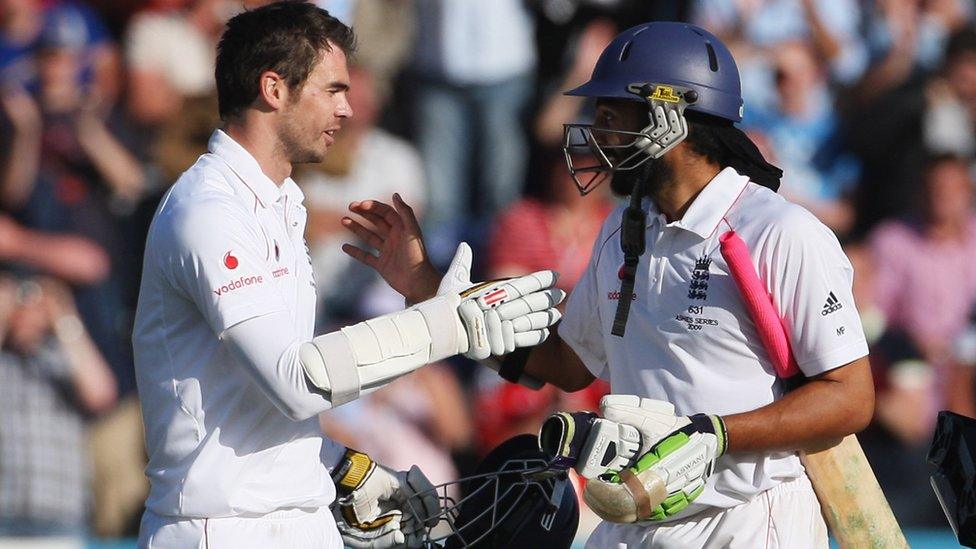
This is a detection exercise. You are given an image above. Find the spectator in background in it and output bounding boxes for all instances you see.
[411,0,536,265]
[0,275,116,539]
[742,40,859,237]
[854,0,972,106]
[294,65,427,328]
[692,0,868,93]
[850,27,976,234]
[487,149,612,292]
[534,16,617,147]
[0,0,120,102]
[8,23,152,537]
[124,0,233,182]
[869,154,976,389]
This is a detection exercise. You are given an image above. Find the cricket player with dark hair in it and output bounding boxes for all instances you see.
[356,23,876,548]
[131,2,563,547]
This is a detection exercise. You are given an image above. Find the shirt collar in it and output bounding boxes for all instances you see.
[669,167,749,239]
[208,129,288,208]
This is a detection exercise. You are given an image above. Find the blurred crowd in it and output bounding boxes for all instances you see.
[0,0,973,541]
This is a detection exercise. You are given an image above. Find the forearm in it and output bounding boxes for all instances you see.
[77,120,145,197]
[12,232,109,285]
[723,357,875,453]
[1,127,41,209]
[222,311,336,421]
[56,315,118,414]
[524,329,595,392]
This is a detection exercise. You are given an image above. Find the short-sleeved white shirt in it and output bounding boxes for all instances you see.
[133,130,338,518]
[560,167,868,517]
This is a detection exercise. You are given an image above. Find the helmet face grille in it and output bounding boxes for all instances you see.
[405,458,571,548]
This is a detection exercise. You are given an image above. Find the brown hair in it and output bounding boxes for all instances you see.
[215,1,356,121]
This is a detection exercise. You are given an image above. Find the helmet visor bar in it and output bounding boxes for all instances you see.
[404,457,567,548]
[562,123,671,196]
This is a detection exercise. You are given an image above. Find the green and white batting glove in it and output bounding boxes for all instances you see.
[538,395,680,479]
[331,449,439,548]
[583,412,727,523]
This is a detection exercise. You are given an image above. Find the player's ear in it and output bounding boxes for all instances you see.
[257,71,287,111]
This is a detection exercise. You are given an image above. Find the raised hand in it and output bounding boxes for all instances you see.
[341,194,441,304]
[342,194,441,303]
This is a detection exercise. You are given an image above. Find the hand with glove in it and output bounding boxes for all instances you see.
[438,242,564,386]
[331,449,440,549]
[538,395,682,479]
[587,395,727,523]
[540,395,727,523]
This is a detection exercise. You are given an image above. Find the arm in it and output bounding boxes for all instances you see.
[723,356,874,453]
[42,279,117,415]
[523,329,595,392]
[0,89,42,210]
[76,109,146,202]
[0,216,110,285]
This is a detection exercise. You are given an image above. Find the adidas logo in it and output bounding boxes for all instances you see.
[821,292,843,316]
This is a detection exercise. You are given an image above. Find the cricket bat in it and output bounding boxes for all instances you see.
[719,230,908,549]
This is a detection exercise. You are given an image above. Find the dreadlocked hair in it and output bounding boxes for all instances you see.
[683,111,783,191]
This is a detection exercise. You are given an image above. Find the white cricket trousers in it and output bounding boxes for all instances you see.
[586,475,829,548]
[138,506,344,549]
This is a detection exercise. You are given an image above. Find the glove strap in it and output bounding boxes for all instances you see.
[332,449,375,495]
[686,414,728,456]
[538,411,598,470]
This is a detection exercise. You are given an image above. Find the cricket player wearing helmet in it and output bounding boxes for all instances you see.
[331,19,875,549]
[131,2,563,548]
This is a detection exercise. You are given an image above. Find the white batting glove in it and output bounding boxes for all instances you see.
[334,509,409,549]
[332,450,438,548]
[600,395,687,456]
[438,243,565,361]
[538,395,681,480]
[583,396,728,523]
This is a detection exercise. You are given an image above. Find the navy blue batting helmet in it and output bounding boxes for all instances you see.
[561,22,745,196]
[406,434,579,548]
[567,22,743,122]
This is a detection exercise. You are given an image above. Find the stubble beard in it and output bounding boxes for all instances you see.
[279,113,327,165]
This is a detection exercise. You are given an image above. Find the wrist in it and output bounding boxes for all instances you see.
[406,263,442,305]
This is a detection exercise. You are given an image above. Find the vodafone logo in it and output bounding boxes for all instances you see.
[213,275,264,296]
[223,251,239,270]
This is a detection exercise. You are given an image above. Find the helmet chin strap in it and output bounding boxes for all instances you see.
[611,171,649,337]
[609,83,698,337]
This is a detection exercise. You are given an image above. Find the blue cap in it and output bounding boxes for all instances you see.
[566,22,744,122]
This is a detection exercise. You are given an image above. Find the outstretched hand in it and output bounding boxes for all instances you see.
[341,194,441,304]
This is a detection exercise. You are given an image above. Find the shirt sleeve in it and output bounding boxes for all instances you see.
[158,195,287,334]
[759,205,869,377]
[558,225,613,381]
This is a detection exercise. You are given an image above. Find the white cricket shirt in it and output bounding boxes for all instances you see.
[560,167,869,517]
[133,130,341,518]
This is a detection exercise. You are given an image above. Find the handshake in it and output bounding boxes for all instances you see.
[538,395,727,523]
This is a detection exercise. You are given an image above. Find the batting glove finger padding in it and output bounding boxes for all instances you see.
[538,411,642,479]
[599,395,686,455]
[457,274,565,361]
